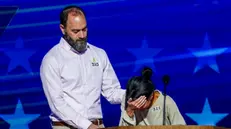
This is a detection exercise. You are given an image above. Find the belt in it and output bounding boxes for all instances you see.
[52,119,103,128]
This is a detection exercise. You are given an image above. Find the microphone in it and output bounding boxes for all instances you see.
[162,75,170,125]
[162,75,170,85]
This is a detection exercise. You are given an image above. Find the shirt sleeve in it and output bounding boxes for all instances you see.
[40,55,92,129]
[166,96,186,125]
[101,50,126,104]
[119,94,136,126]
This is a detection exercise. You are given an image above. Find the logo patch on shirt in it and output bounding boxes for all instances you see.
[153,106,161,111]
[92,57,99,66]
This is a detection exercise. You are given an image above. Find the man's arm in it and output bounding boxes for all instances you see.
[101,50,125,104]
[40,56,92,129]
[166,96,186,125]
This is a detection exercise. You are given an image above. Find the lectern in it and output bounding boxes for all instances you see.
[104,125,230,129]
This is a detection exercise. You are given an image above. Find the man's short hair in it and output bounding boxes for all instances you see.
[60,5,85,27]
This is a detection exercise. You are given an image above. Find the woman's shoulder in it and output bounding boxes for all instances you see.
[153,89,176,104]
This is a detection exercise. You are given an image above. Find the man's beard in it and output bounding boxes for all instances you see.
[63,34,87,53]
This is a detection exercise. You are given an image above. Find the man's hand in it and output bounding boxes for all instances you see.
[126,96,147,117]
[88,123,98,129]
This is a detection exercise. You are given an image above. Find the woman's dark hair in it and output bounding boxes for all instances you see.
[125,67,155,109]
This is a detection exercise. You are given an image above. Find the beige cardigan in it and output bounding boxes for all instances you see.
[119,90,186,126]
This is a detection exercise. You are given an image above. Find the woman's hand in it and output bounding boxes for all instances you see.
[126,96,147,117]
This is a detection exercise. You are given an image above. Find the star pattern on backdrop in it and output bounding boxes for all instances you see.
[188,33,227,74]
[194,0,219,6]
[127,36,162,73]
[212,0,219,4]
[186,98,228,125]
[0,99,40,129]
[4,36,36,73]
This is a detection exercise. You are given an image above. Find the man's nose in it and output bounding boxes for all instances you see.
[79,31,84,38]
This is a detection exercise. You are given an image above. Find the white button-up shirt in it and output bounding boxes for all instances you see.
[40,38,125,129]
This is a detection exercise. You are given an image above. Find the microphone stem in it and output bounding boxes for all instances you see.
[163,83,167,125]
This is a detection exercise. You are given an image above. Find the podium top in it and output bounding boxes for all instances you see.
[104,125,230,129]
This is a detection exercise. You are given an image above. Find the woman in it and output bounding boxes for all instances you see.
[119,67,186,126]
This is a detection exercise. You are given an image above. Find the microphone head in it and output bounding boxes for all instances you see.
[162,75,170,85]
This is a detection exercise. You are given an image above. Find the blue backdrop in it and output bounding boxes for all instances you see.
[0,0,231,129]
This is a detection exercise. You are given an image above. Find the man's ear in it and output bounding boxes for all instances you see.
[60,24,65,35]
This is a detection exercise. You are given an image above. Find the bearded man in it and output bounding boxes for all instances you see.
[40,5,128,129]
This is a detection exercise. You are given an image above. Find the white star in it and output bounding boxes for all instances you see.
[188,33,228,74]
[0,99,40,129]
[186,98,228,125]
[4,37,36,73]
[127,36,162,73]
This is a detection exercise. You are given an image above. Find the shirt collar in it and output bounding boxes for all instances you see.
[60,37,71,51]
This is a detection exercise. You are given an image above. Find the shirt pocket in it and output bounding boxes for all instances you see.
[60,60,82,88]
[89,64,103,87]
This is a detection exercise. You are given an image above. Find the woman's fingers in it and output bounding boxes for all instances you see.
[127,96,147,109]
[135,96,146,108]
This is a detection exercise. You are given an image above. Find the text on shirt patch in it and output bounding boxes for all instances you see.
[92,57,99,66]
[153,106,161,111]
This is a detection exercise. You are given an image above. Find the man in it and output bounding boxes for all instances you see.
[40,5,127,129]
